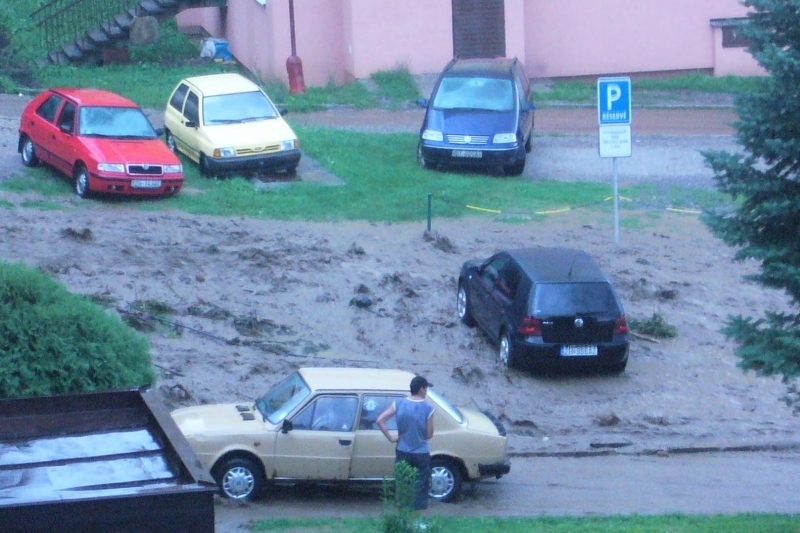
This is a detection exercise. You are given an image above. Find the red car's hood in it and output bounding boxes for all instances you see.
[81,137,180,165]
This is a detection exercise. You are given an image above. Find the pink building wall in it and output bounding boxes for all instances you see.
[523,0,754,78]
[177,0,766,86]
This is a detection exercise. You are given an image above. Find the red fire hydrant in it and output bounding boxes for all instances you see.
[286,55,306,94]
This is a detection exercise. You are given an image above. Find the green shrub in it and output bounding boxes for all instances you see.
[0,262,155,398]
[381,461,440,533]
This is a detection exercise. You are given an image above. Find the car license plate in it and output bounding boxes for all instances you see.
[452,150,482,158]
[131,179,162,189]
[560,345,598,357]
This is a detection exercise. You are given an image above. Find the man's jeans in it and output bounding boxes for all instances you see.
[395,449,431,510]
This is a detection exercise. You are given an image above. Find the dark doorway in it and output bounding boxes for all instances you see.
[452,0,506,58]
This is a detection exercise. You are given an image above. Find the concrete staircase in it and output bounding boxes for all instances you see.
[35,0,221,65]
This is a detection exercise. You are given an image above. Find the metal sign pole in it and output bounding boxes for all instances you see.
[613,157,619,245]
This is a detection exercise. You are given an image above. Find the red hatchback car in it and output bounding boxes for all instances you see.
[18,88,183,198]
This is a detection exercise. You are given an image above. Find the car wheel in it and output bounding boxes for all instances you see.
[499,330,518,369]
[215,457,264,501]
[457,283,475,327]
[199,154,214,176]
[504,155,526,176]
[20,136,39,167]
[604,354,628,374]
[417,142,436,170]
[74,165,91,199]
[165,131,178,154]
[429,457,462,503]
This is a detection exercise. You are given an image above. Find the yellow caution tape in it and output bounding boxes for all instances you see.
[466,205,502,214]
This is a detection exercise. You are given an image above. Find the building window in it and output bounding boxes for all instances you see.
[711,18,751,49]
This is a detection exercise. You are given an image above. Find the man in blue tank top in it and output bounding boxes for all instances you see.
[377,375,435,510]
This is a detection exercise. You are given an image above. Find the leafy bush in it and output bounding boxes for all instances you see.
[0,262,155,399]
[381,461,440,533]
[630,313,678,339]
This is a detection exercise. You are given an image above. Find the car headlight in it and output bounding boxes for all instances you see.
[422,130,443,142]
[213,147,236,158]
[164,164,183,174]
[280,139,298,151]
[97,163,125,173]
[493,133,517,144]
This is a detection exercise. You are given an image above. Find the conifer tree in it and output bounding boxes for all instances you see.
[703,0,800,396]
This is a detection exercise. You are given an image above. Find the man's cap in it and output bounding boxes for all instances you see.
[410,375,432,394]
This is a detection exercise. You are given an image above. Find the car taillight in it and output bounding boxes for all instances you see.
[614,316,629,334]
[518,317,542,336]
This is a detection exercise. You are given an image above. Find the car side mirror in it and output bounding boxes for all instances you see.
[277,107,289,116]
[416,98,429,108]
[185,120,197,128]
[154,126,165,136]
[59,123,73,134]
[281,419,293,434]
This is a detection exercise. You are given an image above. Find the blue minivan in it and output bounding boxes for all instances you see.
[417,57,535,176]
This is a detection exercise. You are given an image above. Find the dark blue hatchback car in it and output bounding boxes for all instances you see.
[457,247,630,373]
[417,57,535,175]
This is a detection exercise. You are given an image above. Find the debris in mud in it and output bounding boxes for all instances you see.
[60,227,93,241]
[161,383,192,402]
[451,364,485,385]
[233,314,295,337]
[348,243,365,256]
[423,229,458,253]
[594,412,622,427]
[186,299,232,320]
[350,294,374,308]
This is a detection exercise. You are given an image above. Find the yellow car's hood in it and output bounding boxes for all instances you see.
[460,406,506,435]
[202,117,297,146]
[171,403,269,437]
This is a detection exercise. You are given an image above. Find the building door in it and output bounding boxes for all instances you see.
[452,0,506,59]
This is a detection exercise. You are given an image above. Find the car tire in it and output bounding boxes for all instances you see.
[417,142,436,170]
[499,330,518,369]
[504,155,526,176]
[604,354,628,374]
[20,136,39,167]
[165,131,178,154]
[429,457,462,503]
[74,164,91,199]
[215,457,265,501]
[457,283,475,327]
[199,154,213,177]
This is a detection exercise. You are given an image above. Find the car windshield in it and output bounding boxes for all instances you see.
[432,76,514,112]
[426,388,463,424]
[254,372,311,424]
[78,106,157,138]
[533,282,621,317]
[203,90,279,124]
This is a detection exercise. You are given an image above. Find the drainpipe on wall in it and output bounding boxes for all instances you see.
[286,0,306,94]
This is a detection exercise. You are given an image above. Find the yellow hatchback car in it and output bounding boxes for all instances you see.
[164,72,301,176]
[171,367,510,502]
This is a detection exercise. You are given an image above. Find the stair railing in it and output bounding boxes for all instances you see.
[31,0,142,55]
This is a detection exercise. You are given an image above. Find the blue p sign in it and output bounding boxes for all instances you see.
[597,77,631,125]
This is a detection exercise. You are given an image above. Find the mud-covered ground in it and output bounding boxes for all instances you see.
[0,203,795,455]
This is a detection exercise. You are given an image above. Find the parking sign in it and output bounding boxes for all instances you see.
[597,77,631,125]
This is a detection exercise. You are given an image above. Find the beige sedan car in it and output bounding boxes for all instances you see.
[171,367,510,502]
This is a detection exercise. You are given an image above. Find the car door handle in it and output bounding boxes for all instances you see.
[338,439,352,446]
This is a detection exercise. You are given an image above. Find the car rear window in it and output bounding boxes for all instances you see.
[433,76,514,112]
[532,282,620,317]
